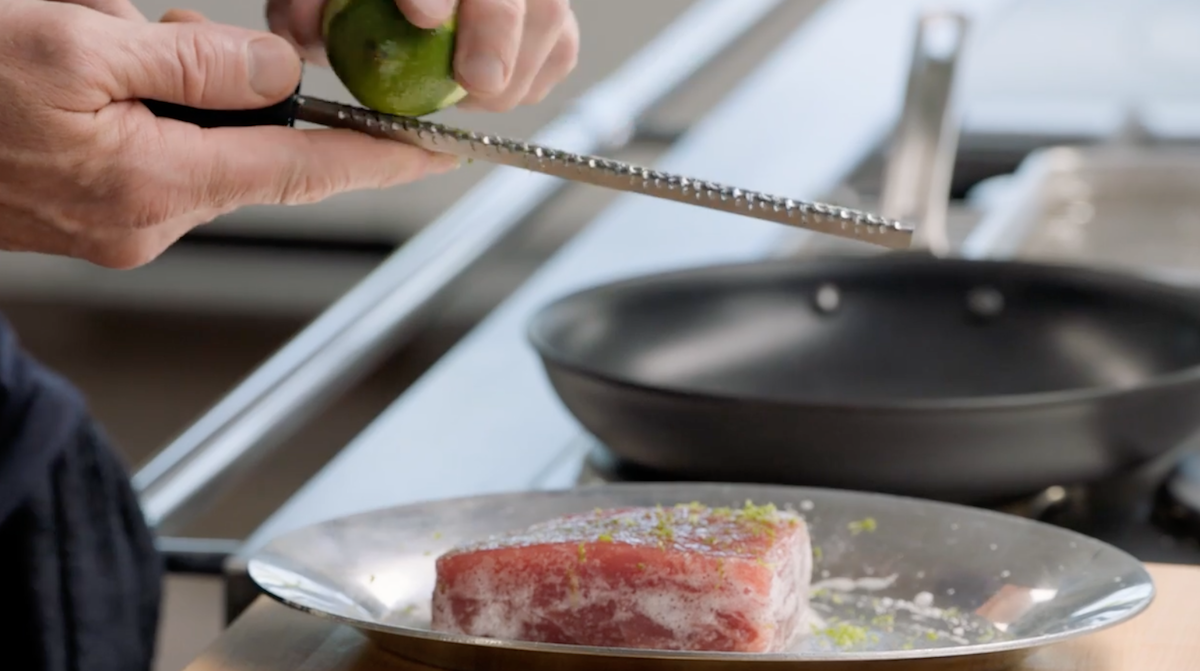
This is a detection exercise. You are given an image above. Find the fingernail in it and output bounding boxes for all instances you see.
[429,154,462,174]
[458,53,506,95]
[248,36,300,98]
[410,0,455,21]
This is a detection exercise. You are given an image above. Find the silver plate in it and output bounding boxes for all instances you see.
[247,483,1153,670]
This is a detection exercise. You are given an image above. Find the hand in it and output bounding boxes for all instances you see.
[0,0,458,269]
[268,0,580,112]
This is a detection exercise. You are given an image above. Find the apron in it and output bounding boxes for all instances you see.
[0,314,162,671]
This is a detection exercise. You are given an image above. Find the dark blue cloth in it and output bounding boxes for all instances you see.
[0,314,88,524]
[0,313,162,671]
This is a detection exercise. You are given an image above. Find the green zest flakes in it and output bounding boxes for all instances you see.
[818,623,870,648]
[652,509,675,544]
[871,613,895,629]
[848,517,878,535]
[551,500,799,560]
[740,500,779,522]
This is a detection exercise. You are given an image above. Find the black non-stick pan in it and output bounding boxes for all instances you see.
[528,256,1200,504]
[527,15,1200,505]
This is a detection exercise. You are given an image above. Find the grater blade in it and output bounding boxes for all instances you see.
[294,96,913,250]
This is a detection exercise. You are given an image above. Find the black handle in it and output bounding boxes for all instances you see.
[143,82,303,129]
[156,536,242,575]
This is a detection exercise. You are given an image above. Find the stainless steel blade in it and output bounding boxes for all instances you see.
[294,96,913,250]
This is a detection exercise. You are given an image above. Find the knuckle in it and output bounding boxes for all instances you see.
[275,167,337,205]
[171,29,225,107]
[561,14,581,51]
[485,0,526,27]
[556,21,580,71]
[537,0,571,27]
[17,9,95,74]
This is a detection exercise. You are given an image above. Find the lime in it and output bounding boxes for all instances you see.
[322,0,467,117]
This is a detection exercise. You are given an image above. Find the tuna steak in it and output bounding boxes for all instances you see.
[431,502,812,652]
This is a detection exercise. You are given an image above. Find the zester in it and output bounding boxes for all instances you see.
[145,93,912,250]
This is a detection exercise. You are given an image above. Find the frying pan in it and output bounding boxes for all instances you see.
[526,14,1200,505]
[529,256,1200,504]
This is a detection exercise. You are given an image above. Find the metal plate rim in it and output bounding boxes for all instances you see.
[247,482,1156,664]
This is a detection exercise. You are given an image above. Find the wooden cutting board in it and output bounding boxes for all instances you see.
[184,563,1197,671]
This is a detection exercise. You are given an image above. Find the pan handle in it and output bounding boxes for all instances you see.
[878,12,969,257]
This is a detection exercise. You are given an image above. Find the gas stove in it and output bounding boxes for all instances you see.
[576,441,1200,566]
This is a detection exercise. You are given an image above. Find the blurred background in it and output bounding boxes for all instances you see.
[3,0,1200,669]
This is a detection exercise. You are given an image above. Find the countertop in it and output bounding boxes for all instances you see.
[185,562,1199,671]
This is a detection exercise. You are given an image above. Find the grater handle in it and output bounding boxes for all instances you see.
[142,88,301,129]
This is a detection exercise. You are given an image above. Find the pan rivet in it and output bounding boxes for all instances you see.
[966,287,1005,319]
[814,283,840,313]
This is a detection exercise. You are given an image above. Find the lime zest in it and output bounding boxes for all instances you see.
[848,517,878,535]
[819,623,870,648]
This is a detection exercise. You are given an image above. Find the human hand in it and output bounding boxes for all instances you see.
[0,0,458,269]
[267,0,579,112]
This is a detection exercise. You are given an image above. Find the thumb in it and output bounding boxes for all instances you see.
[104,21,301,109]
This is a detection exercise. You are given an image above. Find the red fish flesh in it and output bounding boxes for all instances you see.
[431,502,812,652]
